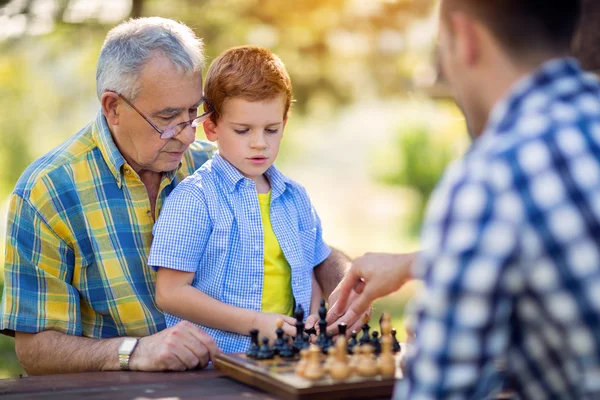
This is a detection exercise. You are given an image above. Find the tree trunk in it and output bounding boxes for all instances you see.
[130,0,144,18]
[572,0,600,73]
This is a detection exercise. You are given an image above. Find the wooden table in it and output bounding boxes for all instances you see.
[0,367,393,400]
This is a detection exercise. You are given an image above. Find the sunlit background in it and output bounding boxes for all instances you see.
[0,0,471,377]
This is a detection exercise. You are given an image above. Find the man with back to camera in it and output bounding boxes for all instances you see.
[329,1,600,398]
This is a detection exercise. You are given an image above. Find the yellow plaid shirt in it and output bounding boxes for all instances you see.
[0,110,214,338]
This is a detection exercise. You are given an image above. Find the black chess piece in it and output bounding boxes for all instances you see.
[338,322,348,337]
[316,298,329,353]
[371,331,381,355]
[279,335,295,358]
[293,304,309,353]
[360,319,371,345]
[348,330,358,354]
[273,324,285,356]
[257,336,275,360]
[391,328,401,353]
[247,329,260,358]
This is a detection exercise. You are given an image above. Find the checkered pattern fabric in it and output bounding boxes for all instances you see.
[148,152,330,353]
[400,58,600,399]
[0,110,214,338]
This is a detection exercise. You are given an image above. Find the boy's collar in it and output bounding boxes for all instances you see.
[212,152,291,197]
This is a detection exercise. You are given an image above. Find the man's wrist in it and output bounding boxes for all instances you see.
[118,337,139,371]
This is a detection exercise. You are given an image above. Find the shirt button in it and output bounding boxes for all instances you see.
[146,210,152,217]
[254,245,260,252]
[124,168,130,174]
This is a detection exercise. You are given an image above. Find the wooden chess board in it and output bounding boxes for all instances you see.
[213,350,404,400]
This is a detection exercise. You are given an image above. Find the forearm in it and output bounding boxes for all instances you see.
[14,330,123,375]
[157,285,257,335]
[314,247,351,299]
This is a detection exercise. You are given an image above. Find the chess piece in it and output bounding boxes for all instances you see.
[246,329,260,358]
[303,344,325,380]
[257,336,274,360]
[273,318,286,356]
[324,346,336,373]
[359,314,371,345]
[279,335,295,358]
[293,304,309,353]
[371,331,381,355]
[356,344,378,377]
[348,330,358,354]
[348,343,361,374]
[391,328,401,353]
[316,299,330,354]
[329,334,351,380]
[338,322,348,337]
[295,348,309,377]
[378,317,396,378]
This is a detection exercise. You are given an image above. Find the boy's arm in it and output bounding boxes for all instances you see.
[155,268,297,339]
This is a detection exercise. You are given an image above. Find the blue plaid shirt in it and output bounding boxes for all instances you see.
[399,58,600,399]
[148,153,330,353]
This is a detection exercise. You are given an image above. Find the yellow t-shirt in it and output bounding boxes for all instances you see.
[258,191,294,316]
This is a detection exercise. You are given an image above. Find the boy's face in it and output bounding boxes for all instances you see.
[204,96,286,185]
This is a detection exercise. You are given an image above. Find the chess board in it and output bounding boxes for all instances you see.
[213,349,404,400]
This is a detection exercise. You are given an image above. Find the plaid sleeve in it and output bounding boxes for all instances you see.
[148,179,212,272]
[1,193,80,335]
[402,163,521,399]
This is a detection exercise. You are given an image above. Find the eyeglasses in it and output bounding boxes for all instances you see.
[107,90,213,139]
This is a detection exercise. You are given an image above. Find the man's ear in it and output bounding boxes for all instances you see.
[101,92,121,126]
[450,12,480,67]
[203,118,219,142]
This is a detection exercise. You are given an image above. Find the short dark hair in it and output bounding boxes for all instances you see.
[441,0,581,57]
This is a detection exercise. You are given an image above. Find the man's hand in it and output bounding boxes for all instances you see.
[251,312,297,341]
[326,287,371,335]
[130,321,219,371]
[325,252,418,331]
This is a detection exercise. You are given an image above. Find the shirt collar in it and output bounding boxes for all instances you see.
[91,109,127,188]
[484,57,583,139]
[211,152,291,198]
[91,109,181,188]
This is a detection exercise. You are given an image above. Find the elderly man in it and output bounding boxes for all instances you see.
[331,1,600,398]
[1,17,350,375]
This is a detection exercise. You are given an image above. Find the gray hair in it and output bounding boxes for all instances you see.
[96,17,204,101]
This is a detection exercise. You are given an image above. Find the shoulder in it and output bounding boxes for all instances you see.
[179,140,216,176]
[14,123,97,202]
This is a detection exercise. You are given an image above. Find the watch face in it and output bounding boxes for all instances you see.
[119,338,137,353]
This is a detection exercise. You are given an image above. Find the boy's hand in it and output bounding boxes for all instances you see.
[251,312,297,341]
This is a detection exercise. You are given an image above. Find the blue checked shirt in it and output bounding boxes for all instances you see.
[399,58,600,399]
[148,153,331,353]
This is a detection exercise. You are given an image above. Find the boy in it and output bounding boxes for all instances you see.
[148,46,327,353]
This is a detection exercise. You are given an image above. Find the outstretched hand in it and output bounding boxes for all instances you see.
[325,252,418,332]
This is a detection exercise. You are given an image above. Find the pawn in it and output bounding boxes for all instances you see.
[303,344,325,381]
[356,344,378,377]
[324,346,336,373]
[338,322,348,337]
[359,314,371,345]
[279,335,295,358]
[371,331,382,355]
[273,318,286,356]
[257,336,274,360]
[348,343,361,374]
[329,334,351,380]
[296,348,309,377]
[246,328,260,358]
[378,316,396,378]
[391,328,401,353]
[348,330,358,354]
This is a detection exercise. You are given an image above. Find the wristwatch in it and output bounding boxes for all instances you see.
[118,337,139,371]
